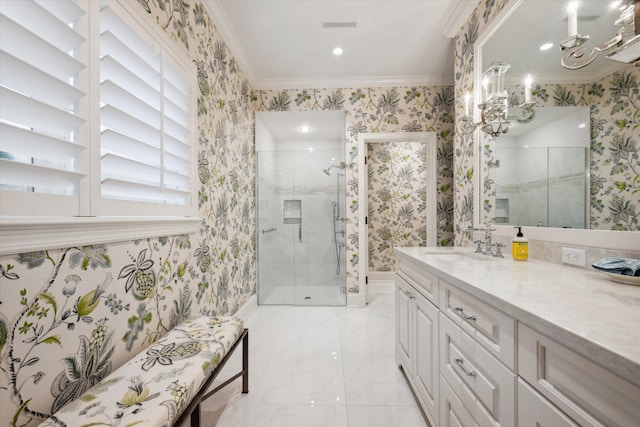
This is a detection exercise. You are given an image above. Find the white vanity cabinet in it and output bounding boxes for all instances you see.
[439,282,515,370]
[396,262,440,427]
[394,247,640,427]
[439,375,478,427]
[518,324,640,427]
[517,379,579,427]
[439,312,515,426]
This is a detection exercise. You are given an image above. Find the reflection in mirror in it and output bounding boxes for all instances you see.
[480,0,640,232]
[491,106,589,228]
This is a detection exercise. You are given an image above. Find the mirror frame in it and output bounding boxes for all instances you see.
[472,0,640,251]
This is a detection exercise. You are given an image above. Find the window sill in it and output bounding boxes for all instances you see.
[0,216,201,256]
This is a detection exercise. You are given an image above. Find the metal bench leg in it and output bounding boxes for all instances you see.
[190,402,201,427]
[242,331,249,393]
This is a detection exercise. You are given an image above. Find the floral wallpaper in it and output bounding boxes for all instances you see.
[0,1,256,426]
[453,0,511,246]
[481,66,640,231]
[367,142,428,272]
[254,86,455,292]
[453,0,638,243]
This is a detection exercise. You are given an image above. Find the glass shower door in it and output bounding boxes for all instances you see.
[257,149,346,306]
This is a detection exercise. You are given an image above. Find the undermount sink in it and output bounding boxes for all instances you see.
[420,247,459,254]
[420,247,500,260]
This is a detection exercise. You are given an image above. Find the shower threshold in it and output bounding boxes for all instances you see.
[259,284,346,306]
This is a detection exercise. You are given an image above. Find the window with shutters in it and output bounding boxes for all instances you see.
[99,2,193,215]
[0,0,89,216]
[0,0,198,254]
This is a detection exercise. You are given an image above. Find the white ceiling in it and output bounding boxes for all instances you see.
[206,0,479,89]
[205,0,627,91]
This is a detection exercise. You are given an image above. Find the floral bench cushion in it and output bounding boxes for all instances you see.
[38,316,244,427]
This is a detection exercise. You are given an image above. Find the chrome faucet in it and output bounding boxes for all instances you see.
[483,222,495,253]
[465,223,503,257]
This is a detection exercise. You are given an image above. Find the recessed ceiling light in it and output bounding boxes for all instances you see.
[300,125,311,133]
[332,47,343,56]
[578,123,586,128]
[610,0,622,9]
[539,42,554,51]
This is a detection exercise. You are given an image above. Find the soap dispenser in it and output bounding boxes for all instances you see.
[512,226,528,261]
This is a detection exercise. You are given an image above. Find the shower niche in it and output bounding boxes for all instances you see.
[256,111,346,306]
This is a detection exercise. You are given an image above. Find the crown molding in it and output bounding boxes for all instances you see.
[203,0,257,85]
[251,75,454,90]
[440,0,481,38]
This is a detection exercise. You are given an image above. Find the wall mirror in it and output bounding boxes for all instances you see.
[474,0,639,250]
[490,106,590,228]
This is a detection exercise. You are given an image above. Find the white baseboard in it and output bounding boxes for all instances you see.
[347,291,366,308]
[235,293,258,323]
[368,271,395,295]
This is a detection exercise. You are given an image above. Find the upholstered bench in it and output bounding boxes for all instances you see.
[38,316,248,427]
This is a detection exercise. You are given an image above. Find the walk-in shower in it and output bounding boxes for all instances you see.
[256,111,346,306]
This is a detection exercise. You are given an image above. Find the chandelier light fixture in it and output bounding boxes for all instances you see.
[560,0,640,70]
[460,62,536,138]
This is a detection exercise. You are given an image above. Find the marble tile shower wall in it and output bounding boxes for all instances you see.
[258,149,345,301]
[260,193,342,283]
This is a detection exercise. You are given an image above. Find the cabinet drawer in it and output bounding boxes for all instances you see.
[440,313,515,427]
[440,375,478,427]
[440,281,515,369]
[519,324,640,427]
[518,378,578,427]
[397,257,438,304]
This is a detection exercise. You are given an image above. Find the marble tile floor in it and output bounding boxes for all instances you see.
[196,292,429,427]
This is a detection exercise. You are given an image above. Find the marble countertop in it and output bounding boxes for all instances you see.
[395,247,640,388]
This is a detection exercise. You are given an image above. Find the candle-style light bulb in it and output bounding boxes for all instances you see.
[482,76,489,101]
[524,74,533,103]
[567,1,578,37]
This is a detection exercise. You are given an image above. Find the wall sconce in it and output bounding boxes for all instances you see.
[460,62,536,138]
[561,0,640,70]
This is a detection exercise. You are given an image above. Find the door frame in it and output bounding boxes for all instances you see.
[354,132,437,306]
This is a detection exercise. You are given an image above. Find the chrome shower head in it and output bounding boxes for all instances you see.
[323,162,348,176]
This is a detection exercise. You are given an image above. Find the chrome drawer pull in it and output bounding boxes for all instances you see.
[454,306,476,321]
[401,289,416,300]
[454,358,476,377]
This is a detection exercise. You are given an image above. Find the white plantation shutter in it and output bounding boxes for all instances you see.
[0,0,194,218]
[99,2,192,214]
[0,0,88,215]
